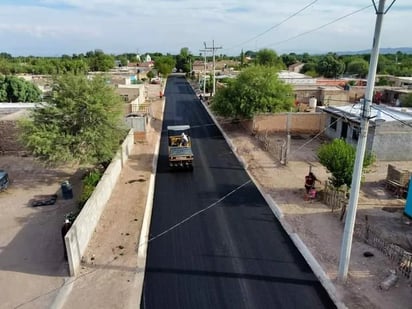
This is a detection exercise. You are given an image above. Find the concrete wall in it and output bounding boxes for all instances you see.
[65,129,135,276]
[372,122,412,160]
[243,113,326,135]
[321,90,348,107]
[116,84,144,103]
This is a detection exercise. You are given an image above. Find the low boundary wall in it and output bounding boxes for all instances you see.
[65,129,135,276]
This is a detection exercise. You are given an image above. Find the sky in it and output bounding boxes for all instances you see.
[0,0,410,57]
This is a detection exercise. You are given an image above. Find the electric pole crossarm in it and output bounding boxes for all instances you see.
[203,40,222,96]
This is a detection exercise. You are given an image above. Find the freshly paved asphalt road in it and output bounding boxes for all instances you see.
[141,76,336,309]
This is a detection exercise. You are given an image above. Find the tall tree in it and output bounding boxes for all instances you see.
[317,54,345,78]
[281,53,298,67]
[19,74,126,165]
[346,58,369,78]
[175,47,192,73]
[154,56,176,76]
[255,49,285,69]
[211,66,294,119]
[86,50,115,72]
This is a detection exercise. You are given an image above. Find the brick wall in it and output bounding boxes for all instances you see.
[242,113,326,135]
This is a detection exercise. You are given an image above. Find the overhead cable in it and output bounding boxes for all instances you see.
[224,0,318,51]
[266,4,373,48]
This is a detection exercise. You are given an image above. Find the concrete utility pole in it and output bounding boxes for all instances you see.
[199,49,207,95]
[204,40,222,96]
[338,0,396,281]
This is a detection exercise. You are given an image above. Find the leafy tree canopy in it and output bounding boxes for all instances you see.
[346,58,369,78]
[0,75,42,102]
[86,50,115,72]
[317,54,345,78]
[317,138,375,188]
[153,55,176,76]
[19,74,126,165]
[175,47,192,73]
[255,49,285,69]
[401,93,412,107]
[211,66,294,119]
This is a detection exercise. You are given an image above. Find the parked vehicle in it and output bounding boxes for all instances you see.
[0,170,9,191]
[167,125,194,170]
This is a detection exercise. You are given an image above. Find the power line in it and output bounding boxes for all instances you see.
[265,4,373,48]
[371,104,412,129]
[225,0,318,51]
[204,40,222,96]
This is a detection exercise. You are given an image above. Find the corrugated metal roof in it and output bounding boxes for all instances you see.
[322,104,412,123]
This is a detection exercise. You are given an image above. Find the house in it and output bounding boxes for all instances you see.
[278,71,316,85]
[321,104,412,160]
[293,84,348,107]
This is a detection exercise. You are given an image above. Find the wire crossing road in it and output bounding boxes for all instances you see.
[141,76,336,309]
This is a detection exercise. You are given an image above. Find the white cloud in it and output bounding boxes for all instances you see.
[0,0,410,56]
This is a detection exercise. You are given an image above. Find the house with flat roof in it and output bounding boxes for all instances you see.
[321,104,412,160]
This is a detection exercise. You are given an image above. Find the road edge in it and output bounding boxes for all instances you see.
[196,89,346,309]
[128,89,166,309]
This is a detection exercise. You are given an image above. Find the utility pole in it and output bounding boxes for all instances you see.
[204,40,222,96]
[338,0,396,281]
[199,49,207,95]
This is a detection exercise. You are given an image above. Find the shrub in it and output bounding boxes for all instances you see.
[79,169,103,208]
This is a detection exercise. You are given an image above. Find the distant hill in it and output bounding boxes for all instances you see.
[337,47,412,55]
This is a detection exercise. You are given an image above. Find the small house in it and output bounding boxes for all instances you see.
[322,104,412,161]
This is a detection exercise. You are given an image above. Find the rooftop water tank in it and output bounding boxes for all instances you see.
[309,97,317,109]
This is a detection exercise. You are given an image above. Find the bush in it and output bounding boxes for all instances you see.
[79,169,103,208]
[317,139,375,188]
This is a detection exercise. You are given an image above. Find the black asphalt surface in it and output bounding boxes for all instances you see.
[141,76,336,309]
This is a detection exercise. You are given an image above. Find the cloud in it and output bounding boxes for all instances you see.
[0,0,410,56]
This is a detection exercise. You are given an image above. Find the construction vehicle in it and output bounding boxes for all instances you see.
[167,125,193,170]
[0,170,9,191]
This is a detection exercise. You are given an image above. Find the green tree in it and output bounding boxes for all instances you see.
[401,93,412,107]
[86,50,115,72]
[211,66,294,119]
[19,74,126,165]
[175,47,192,73]
[255,48,284,69]
[346,58,369,78]
[146,70,155,80]
[281,53,298,67]
[0,75,42,102]
[116,55,128,67]
[154,56,176,76]
[301,62,318,77]
[317,54,345,78]
[317,139,374,188]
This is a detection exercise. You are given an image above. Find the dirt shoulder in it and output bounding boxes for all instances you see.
[219,121,411,309]
[59,98,163,309]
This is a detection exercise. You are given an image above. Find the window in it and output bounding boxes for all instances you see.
[330,116,337,131]
[352,126,359,141]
